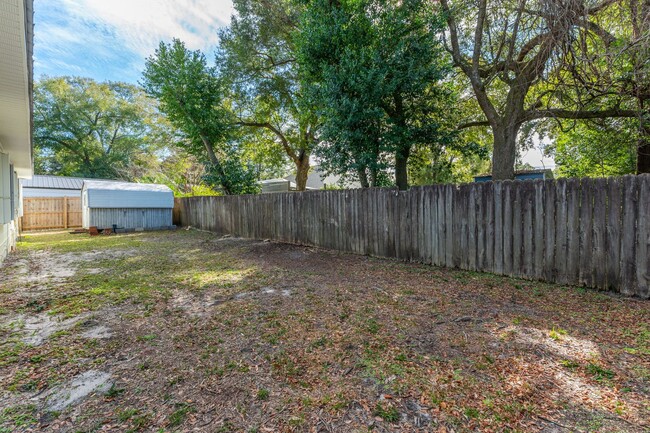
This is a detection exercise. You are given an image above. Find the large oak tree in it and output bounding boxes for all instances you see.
[441,0,639,180]
[34,76,166,179]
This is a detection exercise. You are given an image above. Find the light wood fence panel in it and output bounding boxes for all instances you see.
[22,197,81,231]
[174,175,650,298]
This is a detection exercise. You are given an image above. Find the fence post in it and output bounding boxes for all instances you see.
[63,196,68,229]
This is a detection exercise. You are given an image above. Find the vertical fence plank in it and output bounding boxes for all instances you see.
[620,175,638,296]
[452,185,463,268]
[419,187,427,263]
[578,179,593,287]
[484,183,494,273]
[502,181,513,276]
[512,182,523,277]
[533,180,544,280]
[637,175,649,298]
[475,183,485,272]
[555,179,568,284]
[565,178,581,286]
[382,190,390,257]
[467,184,477,271]
[521,181,534,279]
[429,186,437,266]
[412,187,421,261]
[543,179,557,282]
[454,185,469,269]
[348,190,355,253]
[400,190,407,259]
[445,185,454,267]
[606,178,623,291]
[371,188,379,256]
[434,185,444,266]
[592,178,608,290]
[493,182,503,274]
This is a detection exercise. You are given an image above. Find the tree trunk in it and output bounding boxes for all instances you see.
[199,133,233,195]
[369,166,379,187]
[491,123,519,181]
[294,154,310,191]
[395,146,410,190]
[638,114,650,174]
[357,167,370,188]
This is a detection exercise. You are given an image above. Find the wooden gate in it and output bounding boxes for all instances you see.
[22,197,82,231]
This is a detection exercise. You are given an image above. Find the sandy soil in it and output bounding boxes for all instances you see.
[0,230,648,432]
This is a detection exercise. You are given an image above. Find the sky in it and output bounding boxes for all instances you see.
[33,0,553,168]
[34,0,234,84]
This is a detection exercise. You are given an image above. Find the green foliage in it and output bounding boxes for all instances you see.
[298,0,459,189]
[141,39,258,194]
[547,119,637,178]
[34,76,170,179]
[219,0,317,189]
[137,150,222,197]
[256,388,270,400]
[586,363,615,382]
[373,402,400,422]
[167,402,196,427]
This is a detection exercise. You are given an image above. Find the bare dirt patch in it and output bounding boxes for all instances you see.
[0,230,648,432]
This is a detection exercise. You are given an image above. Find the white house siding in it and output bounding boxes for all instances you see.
[0,153,22,262]
[1,0,34,264]
[88,208,172,230]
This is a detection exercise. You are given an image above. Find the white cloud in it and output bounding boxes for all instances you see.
[60,0,234,57]
[34,0,234,82]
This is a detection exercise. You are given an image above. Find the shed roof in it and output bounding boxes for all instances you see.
[83,180,172,193]
[21,175,117,190]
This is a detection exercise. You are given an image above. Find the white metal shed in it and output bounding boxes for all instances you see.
[81,181,174,230]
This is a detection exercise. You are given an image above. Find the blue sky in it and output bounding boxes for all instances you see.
[34,0,234,84]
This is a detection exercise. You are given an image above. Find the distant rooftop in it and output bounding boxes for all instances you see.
[21,174,119,190]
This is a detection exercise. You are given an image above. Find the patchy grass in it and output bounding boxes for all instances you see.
[0,230,648,432]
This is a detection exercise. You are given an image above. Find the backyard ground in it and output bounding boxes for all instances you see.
[0,230,648,433]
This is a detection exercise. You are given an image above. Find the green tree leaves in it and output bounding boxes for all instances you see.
[298,0,460,189]
[34,77,167,179]
[141,39,259,194]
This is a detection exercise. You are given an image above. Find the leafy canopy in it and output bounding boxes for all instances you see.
[298,0,460,189]
[34,76,168,179]
[141,39,259,194]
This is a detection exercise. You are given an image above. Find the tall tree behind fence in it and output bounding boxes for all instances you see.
[175,175,649,298]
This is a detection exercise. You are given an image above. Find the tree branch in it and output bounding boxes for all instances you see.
[525,108,639,122]
[457,120,491,129]
[236,120,298,161]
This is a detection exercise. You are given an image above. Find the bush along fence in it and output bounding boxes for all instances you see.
[174,174,650,298]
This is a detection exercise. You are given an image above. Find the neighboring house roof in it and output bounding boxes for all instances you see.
[21,175,119,190]
[0,0,34,177]
[474,169,554,182]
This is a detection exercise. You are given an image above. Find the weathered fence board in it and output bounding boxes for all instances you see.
[638,175,650,298]
[22,197,82,231]
[566,178,581,286]
[175,175,650,298]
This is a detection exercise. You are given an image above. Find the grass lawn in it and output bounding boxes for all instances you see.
[0,229,648,432]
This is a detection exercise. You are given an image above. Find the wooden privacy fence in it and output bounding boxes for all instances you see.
[175,175,650,298]
[22,197,82,231]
